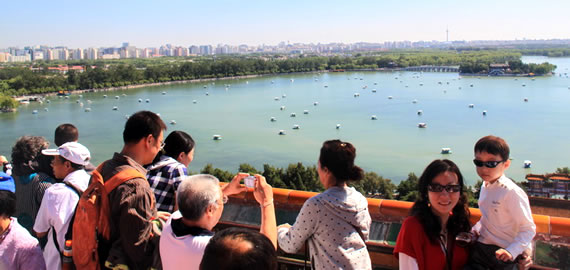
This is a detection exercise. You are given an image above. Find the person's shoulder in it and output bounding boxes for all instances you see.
[402,216,422,228]
[304,192,325,207]
[43,183,67,195]
[10,220,40,247]
[500,176,525,193]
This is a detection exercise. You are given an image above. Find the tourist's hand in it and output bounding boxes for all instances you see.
[0,155,7,164]
[253,174,273,207]
[157,211,171,222]
[517,249,533,270]
[278,223,291,230]
[223,173,248,196]
[496,248,513,262]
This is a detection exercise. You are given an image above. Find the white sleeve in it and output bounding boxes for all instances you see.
[399,252,420,270]
[32,189,52,234]
[505,189,536,258]
[277,198,318,253]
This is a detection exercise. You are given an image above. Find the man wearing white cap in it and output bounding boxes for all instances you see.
[33,142,91,270]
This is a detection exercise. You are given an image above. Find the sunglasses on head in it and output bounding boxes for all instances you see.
[473,159,505,168]
[428,183,461,193]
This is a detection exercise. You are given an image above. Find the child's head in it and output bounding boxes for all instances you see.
[474,135,511,183]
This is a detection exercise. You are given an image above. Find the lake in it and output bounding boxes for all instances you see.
[2,56,569,185]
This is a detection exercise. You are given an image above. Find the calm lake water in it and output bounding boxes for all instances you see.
[2,56,569,185]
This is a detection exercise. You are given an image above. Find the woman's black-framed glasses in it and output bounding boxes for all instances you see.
[473,159,505,168]
[428,183,461,193]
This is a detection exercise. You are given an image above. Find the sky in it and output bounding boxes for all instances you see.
[1,0,569,48]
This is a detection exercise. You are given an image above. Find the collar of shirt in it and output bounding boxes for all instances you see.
[63,169,90,191]
[0,218,15,244]
[171,218,213,238]
[485,174,508,188]
[112,152,148,175]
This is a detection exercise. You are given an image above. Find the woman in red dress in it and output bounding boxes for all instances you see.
[394,159,471,270]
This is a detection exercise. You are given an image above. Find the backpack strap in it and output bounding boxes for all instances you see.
[103,168,146,194]
[64,181,83,197]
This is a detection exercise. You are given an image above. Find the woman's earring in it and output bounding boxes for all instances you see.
[427,203,431,208]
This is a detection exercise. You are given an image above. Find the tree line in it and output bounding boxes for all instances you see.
[1,50,558,98]
[199,163,570,206]
[196,162,485,207]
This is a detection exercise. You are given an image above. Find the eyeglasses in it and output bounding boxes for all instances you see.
[159,141,166,150]
[428,183,461,193]
[473,159,505,168]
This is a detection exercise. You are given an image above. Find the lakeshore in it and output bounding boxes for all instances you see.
[2,56,569,185]
[11,67,552,102]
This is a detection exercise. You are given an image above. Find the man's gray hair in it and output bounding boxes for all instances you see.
[177,174,221,221]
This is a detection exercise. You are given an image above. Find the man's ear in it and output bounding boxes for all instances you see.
[205,203,216,217]
[144,134,154,148]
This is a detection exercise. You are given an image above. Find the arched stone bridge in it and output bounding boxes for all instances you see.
[403,65,460,72]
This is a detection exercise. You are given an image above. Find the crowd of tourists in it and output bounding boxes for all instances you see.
[0,110,537,270]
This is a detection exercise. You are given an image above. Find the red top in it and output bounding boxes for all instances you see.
[394,216,469,270]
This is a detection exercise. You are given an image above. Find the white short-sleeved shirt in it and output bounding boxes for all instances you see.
[33,169,90,270]
[160,211,214,270]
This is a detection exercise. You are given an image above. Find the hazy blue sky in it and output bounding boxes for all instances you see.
[2,0,569,48]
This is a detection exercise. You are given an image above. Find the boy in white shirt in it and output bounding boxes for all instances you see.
[466,135,536,270]
[33,142,91,270]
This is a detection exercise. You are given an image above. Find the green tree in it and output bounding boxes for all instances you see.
[396,173,419,202]
[200,164,234,182]
[0,95,19,111]
[238,163,260,175]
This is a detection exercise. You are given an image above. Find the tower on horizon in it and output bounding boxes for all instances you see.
[446,26,449,42]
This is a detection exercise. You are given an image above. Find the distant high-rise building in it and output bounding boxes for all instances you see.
[32,51,44,61]
[85,48,98,60]
[189,45,199,55]
[122,42,130,48]
[72,49,83,60]
[0,53,9,62]
[199,45,212,55]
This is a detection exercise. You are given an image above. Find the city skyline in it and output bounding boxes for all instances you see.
[1,0,569,48]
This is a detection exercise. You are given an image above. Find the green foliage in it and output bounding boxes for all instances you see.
[200,164,234,182]
[238,163,260,175]
[396,173,419,202]
[0,94,18,111]
[0,49,557,96]
[556,167,570,174]
[466,180,483,208]
[350,171,396,199]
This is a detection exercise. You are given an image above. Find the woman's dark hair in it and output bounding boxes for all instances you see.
[410,159,471,243]
[11,136,49,166]
[163,131,195,159]
[0,190,16,217]
[200,227,277,270]
[319,140,364,184]
[11,136,54,178]
[151,131,195,164]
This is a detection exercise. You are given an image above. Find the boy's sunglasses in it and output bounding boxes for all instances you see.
[473,159,505,168]
[427,183,461,193]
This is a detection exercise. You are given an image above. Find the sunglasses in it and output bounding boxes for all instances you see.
[428,183,461,193]
[473,159,505,168]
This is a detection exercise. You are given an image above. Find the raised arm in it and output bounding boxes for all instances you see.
[253,174,276,249]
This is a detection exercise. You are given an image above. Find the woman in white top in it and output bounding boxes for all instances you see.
[277,140,372,270]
